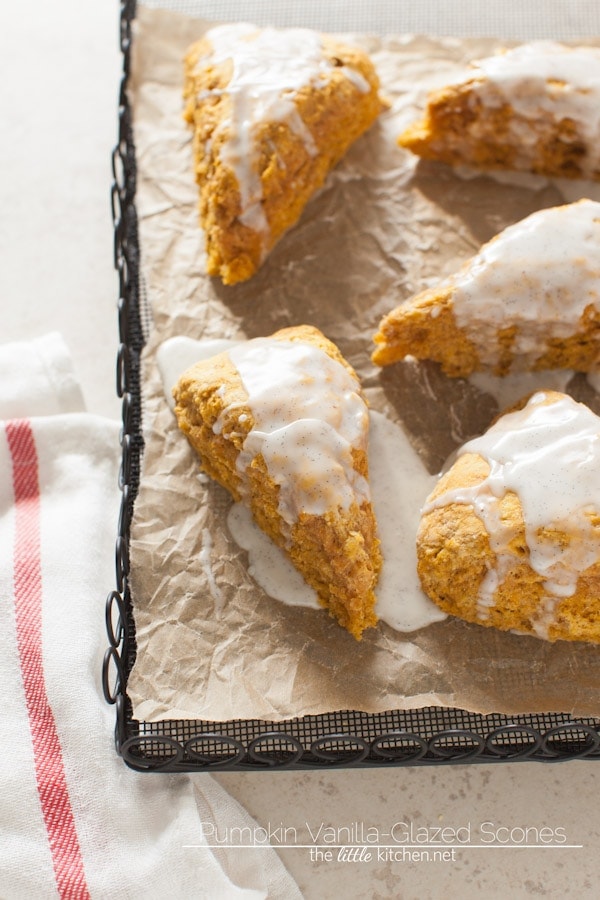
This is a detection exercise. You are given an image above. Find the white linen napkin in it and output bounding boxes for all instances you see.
[0,333,302,900]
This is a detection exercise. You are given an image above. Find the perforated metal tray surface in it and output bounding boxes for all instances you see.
[103,0,600,771]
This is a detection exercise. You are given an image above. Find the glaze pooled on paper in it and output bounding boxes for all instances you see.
[158,336,445,633]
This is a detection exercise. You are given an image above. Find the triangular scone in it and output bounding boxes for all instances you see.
[183,23,386,285]
[398,42,600,181]
[417,391,600,643]
[173,325,382,639]
[372,199,600,377]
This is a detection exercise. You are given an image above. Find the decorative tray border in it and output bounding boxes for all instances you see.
[102,0,600,771]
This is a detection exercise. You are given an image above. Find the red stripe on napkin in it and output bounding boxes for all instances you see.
[7,420,90,900]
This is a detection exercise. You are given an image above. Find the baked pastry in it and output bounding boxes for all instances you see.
[172,325,382,639]
[398,41,600,181]
[372,199,600,377]
[417,391,600,643]
[183,23,386,285]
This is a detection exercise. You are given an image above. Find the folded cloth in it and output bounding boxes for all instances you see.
[0,332,86,419]
[0,334,302,900]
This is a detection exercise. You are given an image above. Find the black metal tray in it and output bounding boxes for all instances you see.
[103,0,600,771]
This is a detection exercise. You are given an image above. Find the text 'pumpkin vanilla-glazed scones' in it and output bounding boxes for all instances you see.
[398,41,600,180]
[172,325,382,640]
[417,391,600,643]
[183,23,387,285]
[372,199,600,377]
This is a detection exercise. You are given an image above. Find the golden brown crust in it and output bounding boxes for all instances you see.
[371,258,600,377]
[417,394,600,643]
[173,324,381,639]
[371,284,483,376]
[398,76,599,180]
[183,33,387,285]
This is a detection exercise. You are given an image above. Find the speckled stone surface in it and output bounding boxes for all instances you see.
[215,764,600,898]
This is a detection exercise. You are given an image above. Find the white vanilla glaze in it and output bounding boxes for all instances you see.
[159,336,446,633]
[222,338,370,529]
[463,42,600,176]
[198,526,225,616]
[197,23,370,241]
[363,411,446,632]
[450,199,600,370]
[226,502,322,610]
[225,411,445,632]
[468,368,574,414]
[423,392,600,637]
[157,337,236,407]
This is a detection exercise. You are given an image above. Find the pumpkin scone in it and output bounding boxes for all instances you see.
[372,199,600,377]
[417,391,600,643]
[173,325,382,640]
[398,41,600,181]
[183,23,387,285]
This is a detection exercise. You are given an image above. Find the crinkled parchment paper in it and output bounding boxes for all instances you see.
[127,5,600,721]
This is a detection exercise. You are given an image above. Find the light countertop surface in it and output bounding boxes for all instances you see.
[3,2,600,898]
